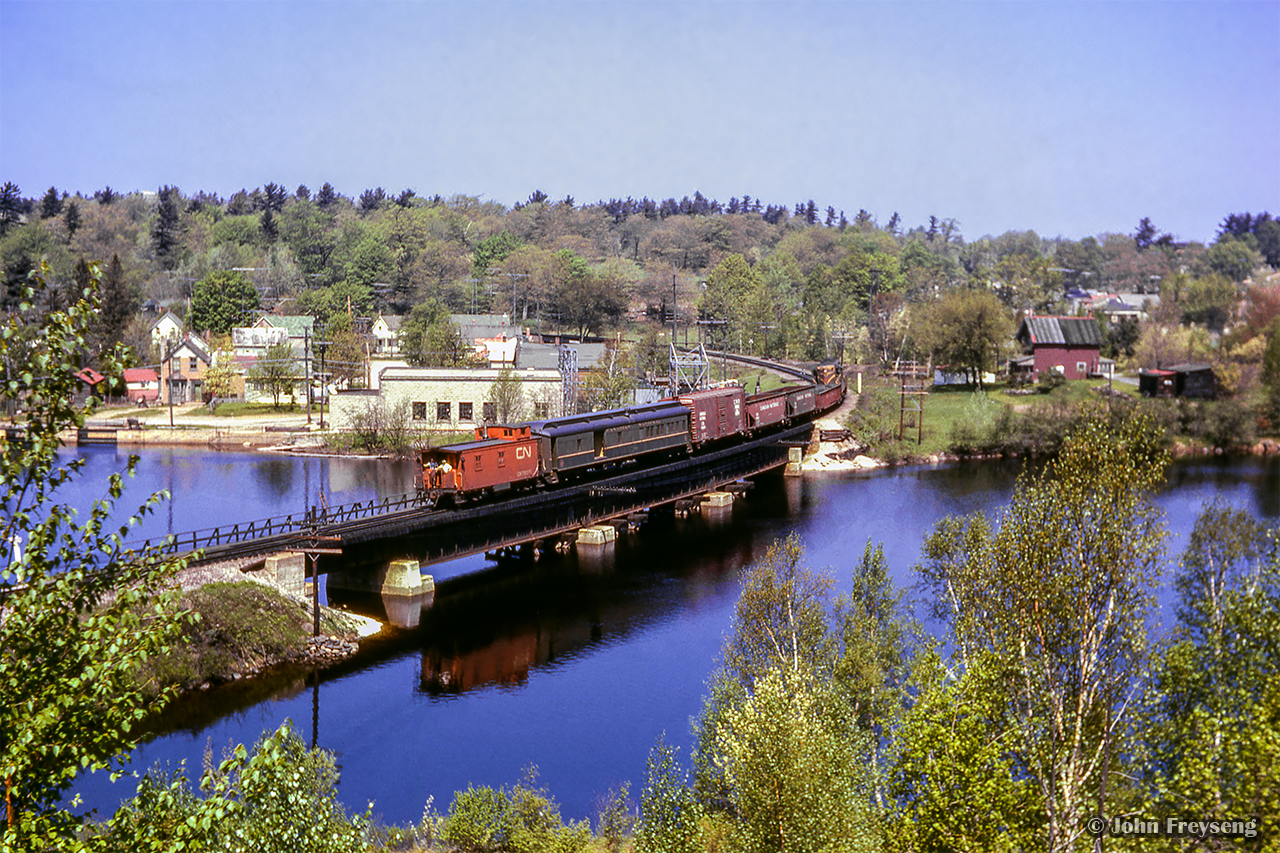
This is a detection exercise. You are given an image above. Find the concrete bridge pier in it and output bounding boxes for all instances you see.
[575,525,617,573]
[328,558,435,629]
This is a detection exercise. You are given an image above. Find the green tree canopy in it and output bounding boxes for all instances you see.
[1,267,192,847]
[189,269,260,335]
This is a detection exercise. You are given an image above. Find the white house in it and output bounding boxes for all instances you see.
[370,314,403,355]
[150,310,183,353]
[331,367,563,433]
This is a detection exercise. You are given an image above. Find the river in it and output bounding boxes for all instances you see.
[60,445,1279,826]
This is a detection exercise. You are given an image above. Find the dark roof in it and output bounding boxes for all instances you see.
[1018,316,1103,347]
[1166,363,1214,373]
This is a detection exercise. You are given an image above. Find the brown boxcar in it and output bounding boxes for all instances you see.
[418,433,541,502]
[678,386,746,446]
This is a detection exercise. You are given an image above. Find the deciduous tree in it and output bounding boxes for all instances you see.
[1,267,192,847]
[918,415,1168,852]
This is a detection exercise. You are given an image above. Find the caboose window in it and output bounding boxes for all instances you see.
[497,450,506,467]
[474,454,483,472]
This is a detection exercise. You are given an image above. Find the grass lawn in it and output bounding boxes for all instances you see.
[854,376,1136,456]
[181,401,320,417]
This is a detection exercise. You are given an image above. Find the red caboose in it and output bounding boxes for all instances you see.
[678,385,746,446]
[418,425,541,504]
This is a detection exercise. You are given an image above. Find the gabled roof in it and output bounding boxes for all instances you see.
[76,367,106,386]
[374,313,404,332]
[150,309,182,331]
[1017,316,1103,347]
[123,368,158,383]
[260,315,315,336]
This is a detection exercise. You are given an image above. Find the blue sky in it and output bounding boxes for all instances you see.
[2,0,1277,243]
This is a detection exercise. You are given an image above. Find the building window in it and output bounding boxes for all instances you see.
[459,402,473,422]
[189,357,198,372]
[483,402,496,422]
[1076,362,1087,375]
[436,402,451,422]
[412,402,427,420]
[533,402,550,419]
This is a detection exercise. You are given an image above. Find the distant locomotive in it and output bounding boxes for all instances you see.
[416,363,845,506]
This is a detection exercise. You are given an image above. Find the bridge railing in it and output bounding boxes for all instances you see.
[132,491,422,555]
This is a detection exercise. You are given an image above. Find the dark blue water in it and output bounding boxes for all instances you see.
[61,449,1279,827]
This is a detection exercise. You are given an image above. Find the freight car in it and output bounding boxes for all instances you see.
[678,386,746,446]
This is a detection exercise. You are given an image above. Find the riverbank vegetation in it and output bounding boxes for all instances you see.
[845,369,1278,464]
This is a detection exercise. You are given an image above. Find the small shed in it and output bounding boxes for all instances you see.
[1139,364,1216,399]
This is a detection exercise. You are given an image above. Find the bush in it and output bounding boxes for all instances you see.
[142,581,308,690]
[103,722,368,853]
[439,767,589,853]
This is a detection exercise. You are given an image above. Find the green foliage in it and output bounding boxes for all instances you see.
[103,721,369,853]
[143,581,308,690]
[488,367,526,423]
[916,287,1012,389]
[1140,506,1280,841]
[247,341,297,408]
[715,668,877,853]
[1,267,192,848]
[400,299,470,368]
[635,737,701,853]
[439,767,589,853]
[917,414,1169,851]
[189,269,260,335]
[885,649,1040,852]
[593,782,633,853]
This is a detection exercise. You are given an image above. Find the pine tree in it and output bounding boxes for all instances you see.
[151,185,183,270]
[0,182,23,235]
[39,186,63,219]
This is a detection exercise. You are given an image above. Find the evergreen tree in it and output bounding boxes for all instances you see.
[95,185,117,205]
[0,182,22,235]
[151,185,183,270]
[38,186,63,219]
[316,182,338,209]
[63,201,80,240]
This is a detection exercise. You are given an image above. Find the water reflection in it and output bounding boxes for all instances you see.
[67,454,1279,827]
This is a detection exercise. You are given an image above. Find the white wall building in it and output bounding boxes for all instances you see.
[331,367,563,433]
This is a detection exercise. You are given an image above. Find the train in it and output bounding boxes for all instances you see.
[416,362,845,506]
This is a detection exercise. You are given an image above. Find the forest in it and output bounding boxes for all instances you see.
[1,180,1278,399]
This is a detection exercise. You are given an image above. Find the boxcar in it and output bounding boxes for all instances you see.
[744,387,790,433]
[418,429,541,503]
[678,386,746,446]
[527,400,691,479]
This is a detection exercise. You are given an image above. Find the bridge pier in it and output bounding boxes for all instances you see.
[785,446,804,476]
[245,551,306,597]
[328,558,435,629]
